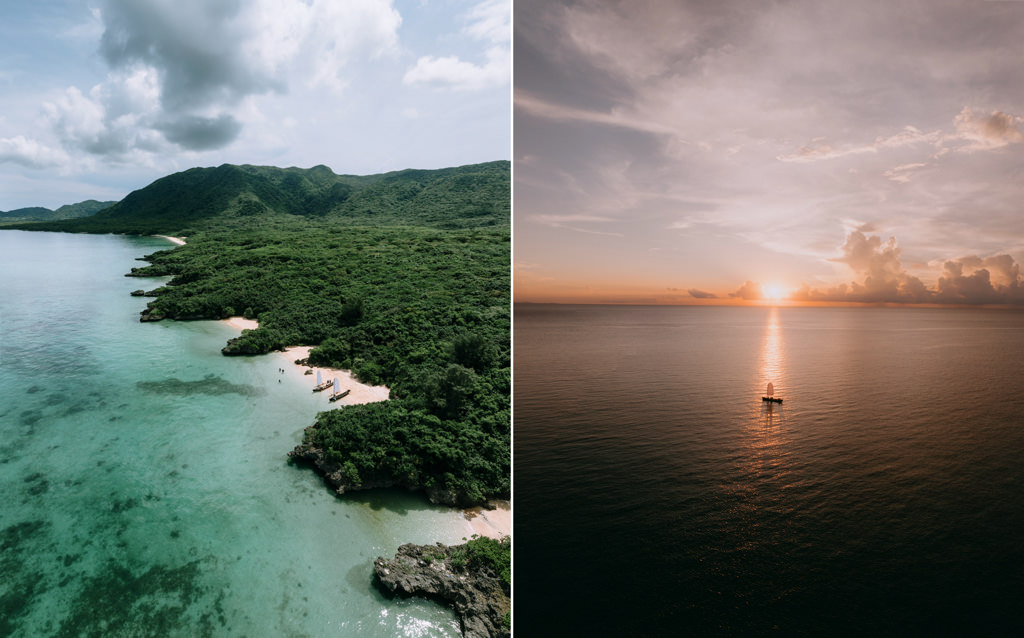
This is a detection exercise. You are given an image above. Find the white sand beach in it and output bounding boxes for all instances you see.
[277,345,391,405]
[222,316,259,331]
[218,317,390,404]
[156,235,187,245]
[459,500,511,540]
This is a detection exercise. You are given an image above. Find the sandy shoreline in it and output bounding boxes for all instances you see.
[219,317,388,406]
[277,345,391,406]
[220,316,391,404]
[223,316,258,331]
[459,500,511,540]
[156,235,186,245]
[219,316,510,540]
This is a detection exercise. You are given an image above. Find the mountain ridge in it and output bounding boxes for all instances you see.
[0,200,117,222]
[7,161,509,235]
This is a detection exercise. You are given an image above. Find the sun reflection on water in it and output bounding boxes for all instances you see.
[756,307,787,429]
[760,308,785,394]
[733,308,792,533]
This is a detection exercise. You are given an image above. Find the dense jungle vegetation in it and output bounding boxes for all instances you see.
[13,161,510,506]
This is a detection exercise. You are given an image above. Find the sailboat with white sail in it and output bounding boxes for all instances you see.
[312,370,332,392]
[328,378,350,402]
[762,382,782,403]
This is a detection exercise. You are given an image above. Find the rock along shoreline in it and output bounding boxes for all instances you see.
[374,541,511,638]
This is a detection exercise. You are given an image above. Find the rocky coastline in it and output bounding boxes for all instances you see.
[374,541,510,638]
[287,440,462,506]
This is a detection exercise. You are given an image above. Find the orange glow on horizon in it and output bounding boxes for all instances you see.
[515,273,986,307]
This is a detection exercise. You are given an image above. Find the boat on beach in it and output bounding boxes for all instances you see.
[762,382,782,403]
[328,378,350,402]
[312,370,332,392]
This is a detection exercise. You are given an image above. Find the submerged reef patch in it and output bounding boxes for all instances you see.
[54,558,222,637]
[137,374,264,398]
[0,520,52,635]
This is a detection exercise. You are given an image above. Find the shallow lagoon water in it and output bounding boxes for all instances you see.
[0,230,467,636]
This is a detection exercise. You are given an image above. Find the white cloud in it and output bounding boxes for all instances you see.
[28,0,405,163]
[0,136,71,169]
[465,0,510,43]
[242,0,401,92]
[404,50,507,91]
[41,69,166,160]
[44,87,107,151]
[404,0,509,91]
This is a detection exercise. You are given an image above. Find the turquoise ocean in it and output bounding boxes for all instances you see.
[0,230,468,637]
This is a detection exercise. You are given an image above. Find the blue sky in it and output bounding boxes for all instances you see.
[0,0,509,209]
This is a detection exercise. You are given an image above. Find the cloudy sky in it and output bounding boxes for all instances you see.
[0,0,509,210]
[515,0,1024,305]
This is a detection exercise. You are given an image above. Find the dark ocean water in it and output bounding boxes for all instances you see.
[514,303,1024,636]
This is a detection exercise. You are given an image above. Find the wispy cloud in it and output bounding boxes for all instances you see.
[778,125,943,163]
[515,90,681,137]
[884,162,928,183]
[530,213,615,225]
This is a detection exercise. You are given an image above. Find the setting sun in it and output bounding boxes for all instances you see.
[762,283,790,301]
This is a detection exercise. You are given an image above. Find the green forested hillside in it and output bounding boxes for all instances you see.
[53,200,118,219]
[0,199,116,222]
[17,161,510,506]
[0,206,51,220]
[17,161,508,234]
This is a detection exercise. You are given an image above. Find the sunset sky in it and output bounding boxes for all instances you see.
[514,0,1024,305]
[0,0,509,210]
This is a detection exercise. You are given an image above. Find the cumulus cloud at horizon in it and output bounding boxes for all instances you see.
[730,281,764,301]
[779,232,1024,306]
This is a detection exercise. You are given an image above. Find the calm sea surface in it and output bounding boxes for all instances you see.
[514,303,1024,636]
[0,230,469,637]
